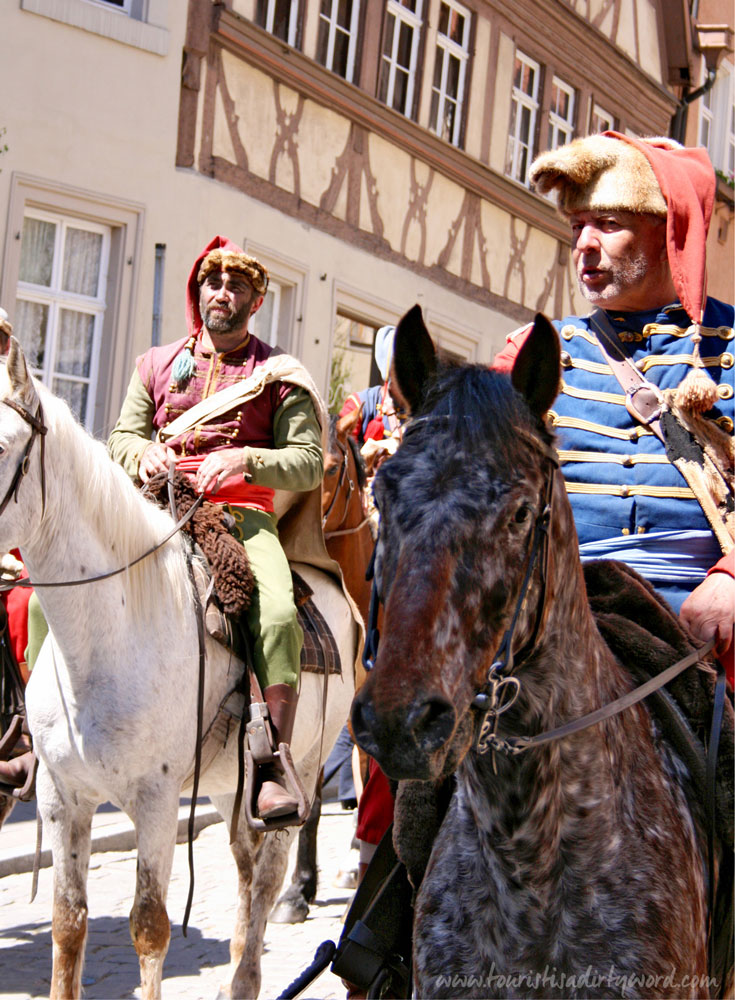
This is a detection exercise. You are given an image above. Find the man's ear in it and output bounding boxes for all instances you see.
[511,313,561,419]
[250,294,265,315]
[392,305,437,414]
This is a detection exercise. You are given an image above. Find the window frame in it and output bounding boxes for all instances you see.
[20,0,168,55]
[317,0,361,82]
[84,0,132,13]
[506,49,541,187]
[699,60,735,180]
[379,0,424,119]
[548,76,576,151]
[1,173,145,437]
[590,102,615,134]
[257,0,300,48]
[429,0,471,147]
[15,210,111,429]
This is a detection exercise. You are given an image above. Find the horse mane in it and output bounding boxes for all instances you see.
[32,380,191,617]
[327,414,367,489]
[412,362,553,469]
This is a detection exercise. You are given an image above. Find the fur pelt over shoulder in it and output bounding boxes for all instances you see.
[145,471,255,616]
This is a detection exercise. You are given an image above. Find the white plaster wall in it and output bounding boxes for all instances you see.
[0,1,519,437]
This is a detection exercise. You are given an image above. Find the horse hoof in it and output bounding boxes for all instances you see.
[269,897,309,924]
[334,867,358,889]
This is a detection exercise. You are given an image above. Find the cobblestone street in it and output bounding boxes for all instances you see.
[0,801,358,1000]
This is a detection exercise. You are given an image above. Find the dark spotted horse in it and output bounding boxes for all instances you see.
[350,307,733,999]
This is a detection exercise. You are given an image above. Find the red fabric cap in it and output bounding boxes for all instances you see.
[186,236,246,340]
[603,133,715,324]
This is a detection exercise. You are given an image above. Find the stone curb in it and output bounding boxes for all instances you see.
[0,803,223,878]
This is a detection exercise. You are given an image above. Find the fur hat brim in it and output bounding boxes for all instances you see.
[530,134,668,216]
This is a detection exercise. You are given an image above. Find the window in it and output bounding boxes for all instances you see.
[506,51,540,186]
[317,0,361,82]
[251,281,282,347]
[378,0,424,117]
[256,0,299,47]
[20,0,168,55]
[14,212,110,429]
[85,0,131,11]
[330,313,381,412]
[548,77,575,150]
[699,61,735,182]
[590,103,615,134]
[429,0,470,146]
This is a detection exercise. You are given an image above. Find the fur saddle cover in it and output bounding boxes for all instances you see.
[583,558,733,850]
[145,470,255,616]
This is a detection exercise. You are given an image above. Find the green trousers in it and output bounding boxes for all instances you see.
[226,505,303,691]
[25,592,48,672]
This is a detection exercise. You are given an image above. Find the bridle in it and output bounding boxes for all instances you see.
[471,427,558,756]
[0,412,204,592]
[0,397,47,520]
[322,438,371,540]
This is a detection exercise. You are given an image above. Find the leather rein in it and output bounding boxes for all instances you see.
[0,398,47,521]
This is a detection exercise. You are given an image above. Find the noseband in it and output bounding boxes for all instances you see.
[0,397,47,519]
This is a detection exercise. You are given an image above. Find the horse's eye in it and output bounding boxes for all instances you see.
[325,466,339,478]
[513,504,531,524]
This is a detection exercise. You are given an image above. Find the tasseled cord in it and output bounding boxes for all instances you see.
[675,325,719,414]
[172,335,197,386]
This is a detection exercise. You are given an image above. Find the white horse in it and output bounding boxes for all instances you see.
[0,340,357,999]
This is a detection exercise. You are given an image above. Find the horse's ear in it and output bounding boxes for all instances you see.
[336,405,361,442]
[511,314,561,419]
[392,304,437,414]
[6,337,37,408]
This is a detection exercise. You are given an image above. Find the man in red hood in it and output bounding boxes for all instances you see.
[495,133,734,678]
[109,237,324,820]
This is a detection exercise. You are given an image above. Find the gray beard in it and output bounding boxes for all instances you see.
[202,300,251,333]
[578,249,650,306]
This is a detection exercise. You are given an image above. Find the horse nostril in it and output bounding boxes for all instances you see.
[406,698,455,753]
[350,696,377,752]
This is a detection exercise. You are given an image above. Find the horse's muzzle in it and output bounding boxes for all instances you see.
[351,685,456,780]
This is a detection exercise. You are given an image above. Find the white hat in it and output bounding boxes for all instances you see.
[374,325,396,381]
[0,308,12,338]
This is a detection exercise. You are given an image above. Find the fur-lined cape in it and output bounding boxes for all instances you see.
[146,471,255,616]
[529,133,669,217]
[196,249,269,296]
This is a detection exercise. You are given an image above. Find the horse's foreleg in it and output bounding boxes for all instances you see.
[37,770,96,1000]
[129,793,179,1000]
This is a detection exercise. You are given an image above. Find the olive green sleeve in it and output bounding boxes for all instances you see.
[107,368,155,480]
[241,386,323,492]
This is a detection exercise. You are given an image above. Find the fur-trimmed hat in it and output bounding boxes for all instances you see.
[529,133,669,216]
[531,132,716,328]
[197,248,269,296]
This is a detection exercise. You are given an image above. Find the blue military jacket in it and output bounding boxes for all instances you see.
[550,298,733,548]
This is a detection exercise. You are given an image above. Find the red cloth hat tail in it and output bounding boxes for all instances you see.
[604,133,715,324]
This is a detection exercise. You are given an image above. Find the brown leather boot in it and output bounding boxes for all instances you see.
[257,683,299,820]
[0,749,37,800]
[0,750,34,787]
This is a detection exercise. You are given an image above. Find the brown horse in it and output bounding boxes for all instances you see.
[351,307,717,998]
[271,410,373,924]
[322,408,374,622]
